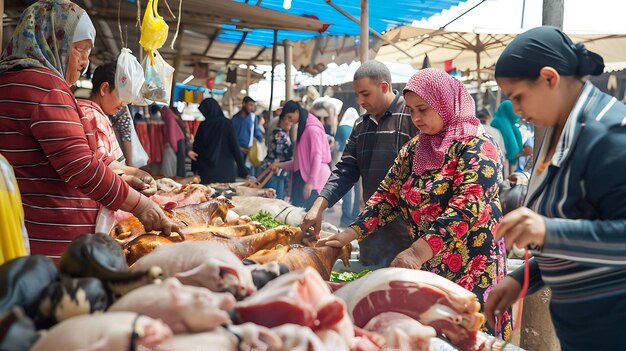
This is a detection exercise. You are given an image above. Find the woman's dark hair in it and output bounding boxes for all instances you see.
[495,26,604,79]
[91,60,117,95]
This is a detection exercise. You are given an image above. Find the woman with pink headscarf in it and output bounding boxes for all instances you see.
[318,68,510,338]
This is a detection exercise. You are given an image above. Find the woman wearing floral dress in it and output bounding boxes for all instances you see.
[319,68,511,339]
[262,111,293,200]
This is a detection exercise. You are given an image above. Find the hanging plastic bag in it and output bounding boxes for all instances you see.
[116,48,145,104]
[129,119,150,168]
[139,0,169,64]
[141,50,174,103]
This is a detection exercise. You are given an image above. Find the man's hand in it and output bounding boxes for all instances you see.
[241,147,250,155]
[316,227,358,248]
[300,197,328,237]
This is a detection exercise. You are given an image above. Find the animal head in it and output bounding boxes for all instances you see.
[39,277,108,324]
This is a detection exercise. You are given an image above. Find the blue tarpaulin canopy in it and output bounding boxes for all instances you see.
[218,0,468,47]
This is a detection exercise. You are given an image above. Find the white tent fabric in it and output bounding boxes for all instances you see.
[297,60,418,87]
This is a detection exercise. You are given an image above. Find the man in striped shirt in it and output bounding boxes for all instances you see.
[302,60,419,266]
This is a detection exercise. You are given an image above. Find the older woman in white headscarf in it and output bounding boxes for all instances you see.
[0,0,178,260]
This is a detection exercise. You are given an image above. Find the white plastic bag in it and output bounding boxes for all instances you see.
[116,48,145,104]
[141,50,174,103]
[129,120,149,168]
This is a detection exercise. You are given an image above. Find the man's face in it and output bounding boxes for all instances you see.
[353,77,389,117]
[243,101,256,114]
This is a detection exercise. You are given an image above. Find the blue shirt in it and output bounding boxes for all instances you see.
[231,111,264,148]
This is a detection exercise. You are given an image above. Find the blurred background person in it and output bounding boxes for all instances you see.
[261,110,293,200]
[491,100,523,175]
[270,101,331,210]
[336,107,361,228]
[193,98,247,184]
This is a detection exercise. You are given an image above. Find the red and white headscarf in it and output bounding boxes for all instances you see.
[403,68,482,175]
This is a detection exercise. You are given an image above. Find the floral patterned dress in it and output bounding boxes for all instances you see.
[351,134,512,339]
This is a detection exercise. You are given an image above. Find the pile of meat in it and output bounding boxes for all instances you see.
[0,178,517,351]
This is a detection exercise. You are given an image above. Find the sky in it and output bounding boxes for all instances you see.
[411,0,626,34]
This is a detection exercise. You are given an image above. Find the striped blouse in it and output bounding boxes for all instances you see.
[0,67,129,260]
[78,99,125,163]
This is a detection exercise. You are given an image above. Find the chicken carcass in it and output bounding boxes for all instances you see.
[245,243,352,281]
[123,226,296,265]
[29,312,172,351]
[130,241,256,300]
[109,277,236,333]
[333,268,484,351]
[364,312,436,351]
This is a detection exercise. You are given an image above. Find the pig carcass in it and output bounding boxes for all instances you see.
[231,196,339,232]
[245,243,352,281]
[109,277,235,333]
[37,276,108,328]
[130,241,256,300]
[0,255,58,319]
[364,312,436,351]
[29,312,172,351]
[60,233,162,298]
[123,226,296,265]
[151,183,215,210]
[333,268,484,351]
[154,323,282,351]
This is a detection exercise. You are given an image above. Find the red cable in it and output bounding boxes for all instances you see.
[514,249,531,330]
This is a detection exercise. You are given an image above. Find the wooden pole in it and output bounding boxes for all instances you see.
[284,39,294,102]
[170,26,185,106]
[542,0,564,28]
[0,0,4,52]
[359,0,368,63]
[268,30,278,116]
[246,63,251,94]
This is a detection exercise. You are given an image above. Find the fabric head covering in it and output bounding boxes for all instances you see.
[0,0,94,78]
[490,100,523,162]
[280,100,309,141]
[339,107,359,127]
[199,98,226,119]
[403,68,482,175]
[495,26,604,78]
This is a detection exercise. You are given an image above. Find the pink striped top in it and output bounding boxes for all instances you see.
[78,99,125,163]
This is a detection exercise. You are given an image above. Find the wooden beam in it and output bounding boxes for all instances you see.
[202,29,220,56]
[226,31,250,66]
[88,0,328,32]
[284,40,293,101]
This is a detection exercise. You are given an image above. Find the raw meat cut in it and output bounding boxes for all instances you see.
[108,277,236,333]
[333,268,484,351]
[364,312,436,351]
[235,267,350,338]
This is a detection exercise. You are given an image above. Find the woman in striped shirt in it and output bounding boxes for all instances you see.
[485,26,626,350]
[0,0,179,260]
